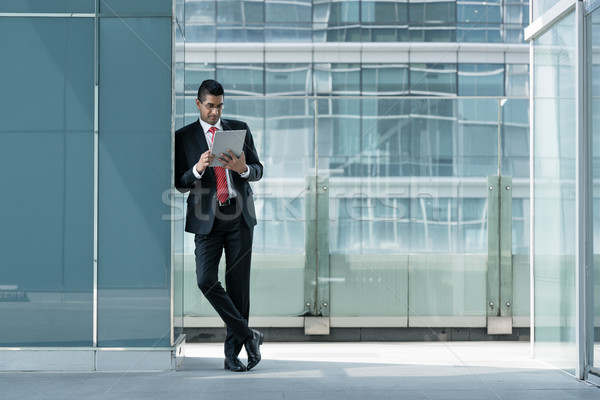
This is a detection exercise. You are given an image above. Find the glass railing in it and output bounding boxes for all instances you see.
[173,95,530,329]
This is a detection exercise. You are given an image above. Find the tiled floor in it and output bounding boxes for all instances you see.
[1,342,599,400]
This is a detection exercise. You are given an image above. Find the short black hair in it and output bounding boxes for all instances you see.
[198,79,224,102]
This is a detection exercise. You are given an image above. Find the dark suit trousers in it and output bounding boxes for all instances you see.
[194,199,254,356]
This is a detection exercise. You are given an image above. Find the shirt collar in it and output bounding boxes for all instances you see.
[199,118,222,134]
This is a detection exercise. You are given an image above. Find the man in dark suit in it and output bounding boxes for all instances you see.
[175,79,264,372]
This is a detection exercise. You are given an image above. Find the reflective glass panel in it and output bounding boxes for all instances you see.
[362,64,409,95]
[591,9,600,373]
[410,63,457,95]
[217,65,265,96]
[314,63,361,95]
[0,0,94,12]
[265,0,312,22]
[505,64,530,96]
[0,17,94,346]
[458,64,505,96]
[533,12,576,373]
[98,17,172,347]
[100,0,172,14]
[266,64,312,95]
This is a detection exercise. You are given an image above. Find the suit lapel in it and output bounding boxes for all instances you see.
[221,118,231,131]
[193,119,209,153]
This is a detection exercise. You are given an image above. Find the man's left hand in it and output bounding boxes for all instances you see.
[218,149,248,174]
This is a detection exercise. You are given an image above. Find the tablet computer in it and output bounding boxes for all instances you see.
[209,129,246,167]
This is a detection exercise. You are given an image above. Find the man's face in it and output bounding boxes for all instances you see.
[196,94,224,125]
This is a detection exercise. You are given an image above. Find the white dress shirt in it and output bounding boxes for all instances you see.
[192,118,250,199]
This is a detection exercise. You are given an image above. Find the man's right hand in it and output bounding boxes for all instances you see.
[195,149,215,174]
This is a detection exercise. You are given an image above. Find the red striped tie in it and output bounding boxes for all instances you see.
[209,127,229,204]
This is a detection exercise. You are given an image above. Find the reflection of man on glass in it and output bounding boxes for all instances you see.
[175,79,264,372]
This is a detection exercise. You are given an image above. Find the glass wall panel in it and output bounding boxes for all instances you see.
[506,64,530,96]
[217,0,264,23]
[315,63,361,95]
[266,0,312,22]
[325,97,490,321]
[410,63,457,95]
[360,0,409,43]
[185,0,216,42]
[503,98,530,321]
[266,63,312,95]
[362,64,409,95]
[265,1,313,41]
[533,0,563,21]
[214,0,265,41]
[458,64,505,96]
[591,8,600,372]
[457,98,498,177]
[98,17,172,347]
[409,98,456,177]
[217,65,264,95]
[0,0,94,13]
[504,0,529,43]
[100,0,172,14]
[266,24,313,41]
[0,17,94,346]
[501,98,530,178]
[533,12,576,373]
[457,0,502,42]
[217,24,264,42]
[409,0,456,42]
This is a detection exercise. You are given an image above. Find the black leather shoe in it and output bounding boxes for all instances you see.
[244,329,264,371]
[224,355,246,372]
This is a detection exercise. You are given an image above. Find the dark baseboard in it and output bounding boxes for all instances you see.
[184,327,530,343]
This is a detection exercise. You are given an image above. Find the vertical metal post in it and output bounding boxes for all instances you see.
[316,176,330,317]
[574,0,591,380]
[529,32,536,361]
[92,0,99,350]
[304,175,330,317]
[487,99,513,334]
[305,176,318,316]
[487,176,500,319]
[500,176,513,318]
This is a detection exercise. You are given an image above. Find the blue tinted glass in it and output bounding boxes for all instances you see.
[217,24,264,42]
[314,63,360,94]
[217,65,264,95]
[410,64,457,95]
[265,23,312,41]
[218,0,264,23]
[185,24,216,42]
[266,1,311,22]
[361,1,407,23]
[409,26,457,42]
[501,99,530,178]
[98,17,172,347]
[408,1,456,23]
[458,64,504,96]
[100,0,171,14]
[266,64,312,94]
[458,25,503,42]
[0,17,94,346]
[0,0,94,13]
[457,3,501,23]
[186,0,215,23]
[362,64,409,95]
[314,1,359,24]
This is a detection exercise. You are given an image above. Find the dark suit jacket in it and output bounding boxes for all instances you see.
[175,118,263,235]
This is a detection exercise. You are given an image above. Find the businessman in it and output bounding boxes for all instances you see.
[175,79,264,372]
